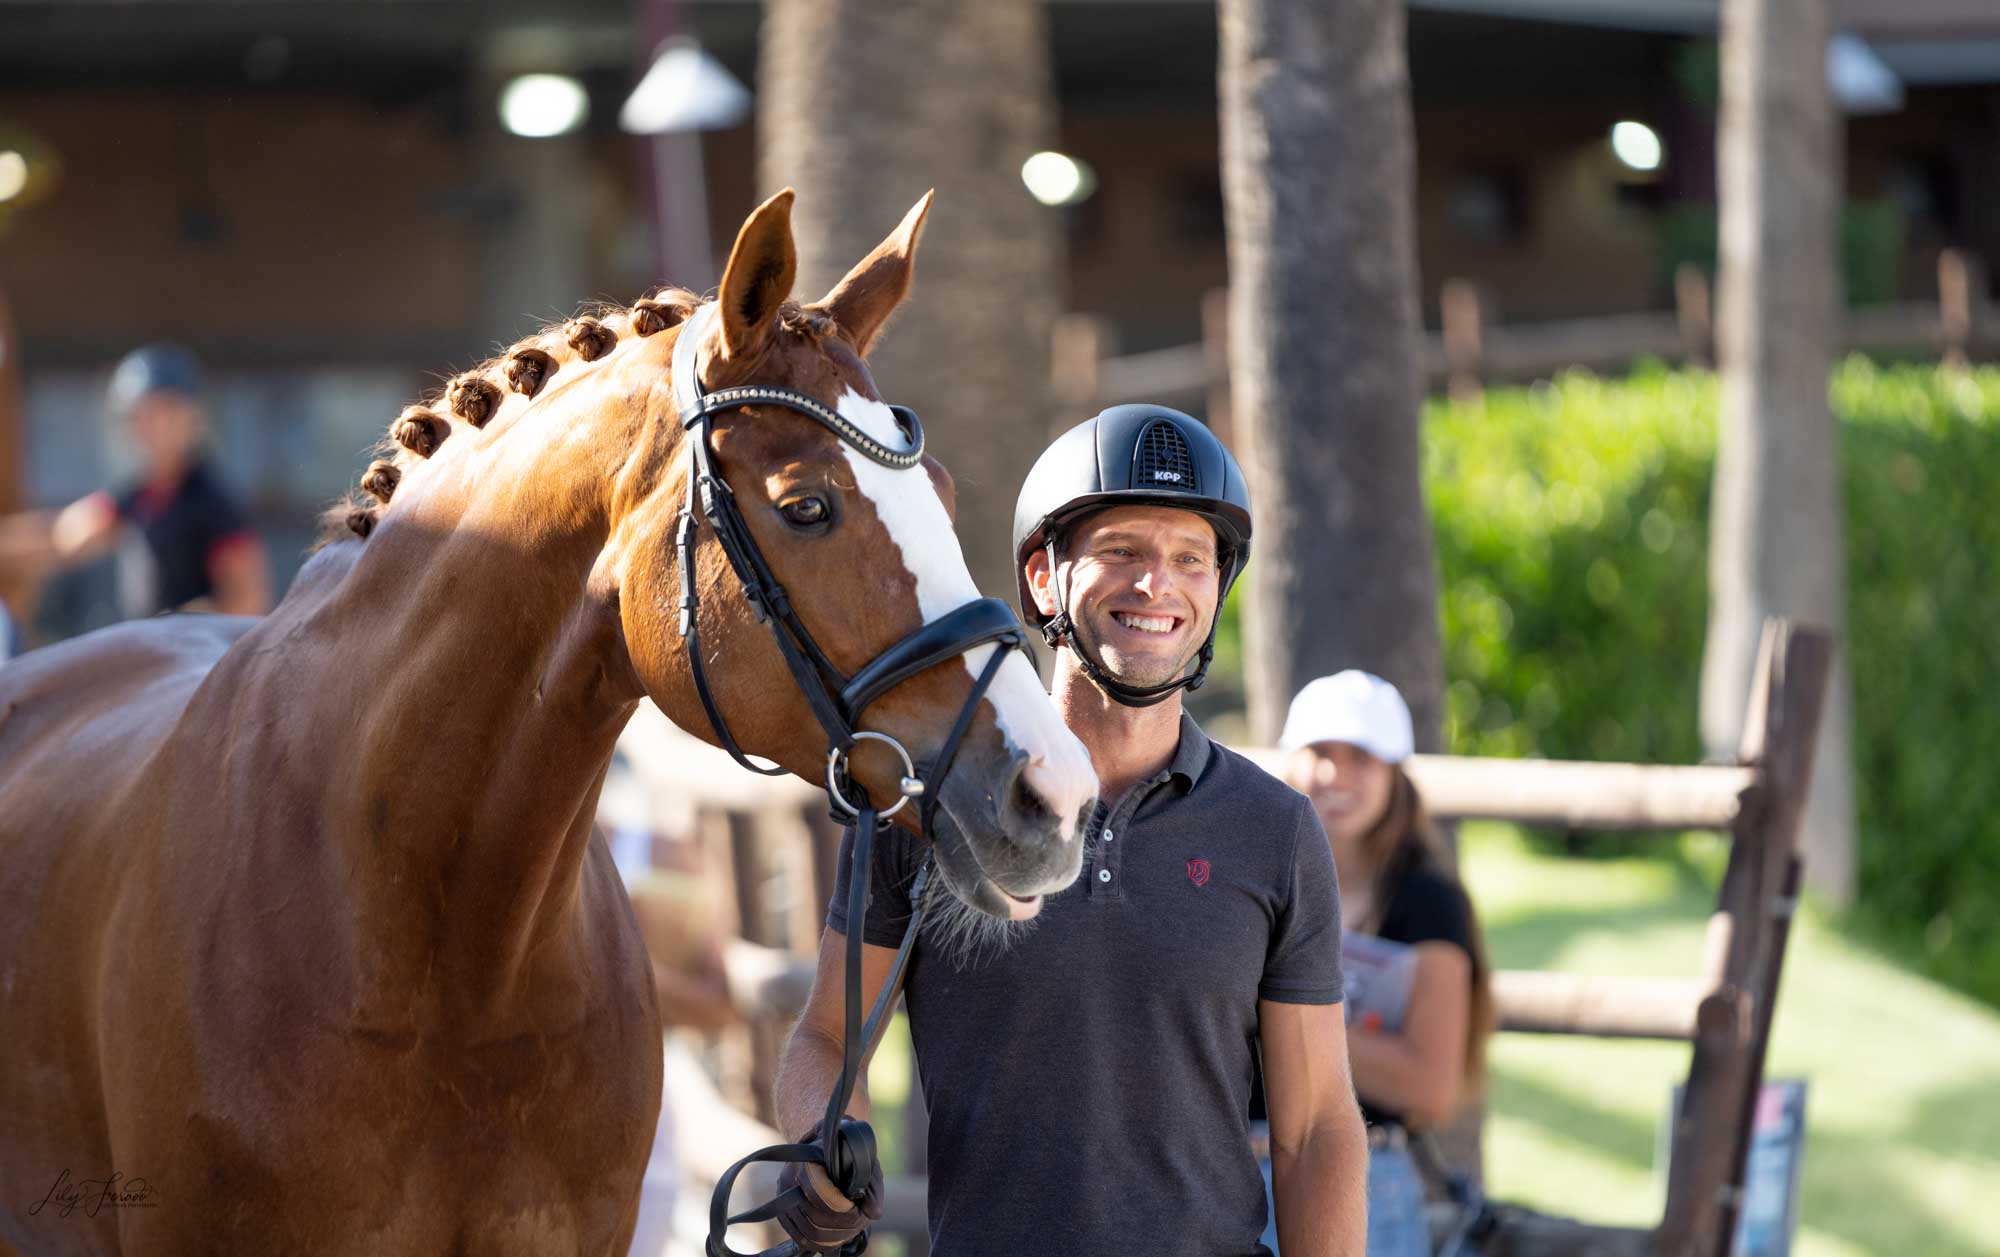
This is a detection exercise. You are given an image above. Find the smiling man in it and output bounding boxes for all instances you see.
[772,404,1367,1256]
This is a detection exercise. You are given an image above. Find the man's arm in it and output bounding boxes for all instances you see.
[772,926,910,1211]
[1261,997,1369,1257]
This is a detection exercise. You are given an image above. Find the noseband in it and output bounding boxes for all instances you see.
[671,307,1028,1257]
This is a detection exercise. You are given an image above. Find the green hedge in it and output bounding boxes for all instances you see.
[1837,365,2000,1000]
[1422,360,2000,1003]
[1424,366,1714,768]
[1215,361,2000,1002]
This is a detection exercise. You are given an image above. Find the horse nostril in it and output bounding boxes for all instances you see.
[998,753,1060,840]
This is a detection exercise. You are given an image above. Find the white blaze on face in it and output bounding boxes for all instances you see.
[834,389,1098,845]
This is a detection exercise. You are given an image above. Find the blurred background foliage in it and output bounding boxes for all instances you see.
[1657,201,1909,308]
[1219,359,2000,1004]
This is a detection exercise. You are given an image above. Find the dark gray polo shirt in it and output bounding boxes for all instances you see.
[828,714,1343,1257]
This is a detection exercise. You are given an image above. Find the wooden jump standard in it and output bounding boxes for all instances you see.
[1424,619,1828,1256]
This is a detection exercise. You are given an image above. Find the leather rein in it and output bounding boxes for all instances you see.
[670,307,1027,1257]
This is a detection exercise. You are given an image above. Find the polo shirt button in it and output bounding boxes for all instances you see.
[1098,869,1112,883]
[1103,829,1114,842]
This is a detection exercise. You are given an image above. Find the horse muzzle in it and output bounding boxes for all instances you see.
[930,742,1092,919]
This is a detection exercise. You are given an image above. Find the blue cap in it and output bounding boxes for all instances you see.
[108,344,204,413]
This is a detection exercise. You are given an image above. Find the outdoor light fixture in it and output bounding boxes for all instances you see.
[1828,33,1903,114]
[621,38,750,134]
[499,73,589,138]
[0,127,57,215]
[1610,121,1663,174]
[1021,151,1096,207]
[0,150,26,203]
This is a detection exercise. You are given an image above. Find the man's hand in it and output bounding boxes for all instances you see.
[773,1157,883,1253]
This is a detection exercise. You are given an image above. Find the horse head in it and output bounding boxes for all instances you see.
[641,190,1099,918]
[339,189,1097,920]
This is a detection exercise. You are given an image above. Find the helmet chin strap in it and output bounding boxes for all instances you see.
[1039,538,1213,709]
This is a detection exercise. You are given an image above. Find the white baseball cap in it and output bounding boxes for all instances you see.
[1278,670,1414,763]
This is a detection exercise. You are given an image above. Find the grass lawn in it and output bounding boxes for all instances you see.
[865,822,2000,1255]
[1467,823,2000,1257]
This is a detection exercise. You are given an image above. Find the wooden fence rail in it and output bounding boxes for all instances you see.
[1055,251,1994,423]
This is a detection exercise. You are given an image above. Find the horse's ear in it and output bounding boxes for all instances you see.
[717,188,799,362]
[811,189,932,359]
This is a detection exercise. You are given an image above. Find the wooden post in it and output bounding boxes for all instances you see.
[727,811,779,1127]
[1675,264,1714,368]
[1938,248,1981,370]
[1716,853,1803,1247]
[1440,278,1487,401]
[766,805,823,958]
[1659,620,1832,1257]
[696,805,759,1115]
[1049,312,1116,435]
[1201,286,1234,449]
[800,800,843,949]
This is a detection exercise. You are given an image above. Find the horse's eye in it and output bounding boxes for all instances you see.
[780,496,829,529]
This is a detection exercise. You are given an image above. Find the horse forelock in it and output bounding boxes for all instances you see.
[316,287,707,549]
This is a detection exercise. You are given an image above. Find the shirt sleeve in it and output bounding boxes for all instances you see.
[193,482,255,561]
[1380,868,1478,964]
[1259,796,1345,1004]
[825,822,926,949]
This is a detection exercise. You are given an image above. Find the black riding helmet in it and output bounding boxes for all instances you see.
[1012,404,1253,707]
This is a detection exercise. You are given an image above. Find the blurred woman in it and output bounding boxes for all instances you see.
[1267,670,1494,1257]
[0,344,270,631]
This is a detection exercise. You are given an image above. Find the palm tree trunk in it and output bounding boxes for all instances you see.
[758,0,1061,605]
[1219,0,1445,754]
[1702,0,1856,904]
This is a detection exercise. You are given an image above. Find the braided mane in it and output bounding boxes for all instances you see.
[316,286,709,547]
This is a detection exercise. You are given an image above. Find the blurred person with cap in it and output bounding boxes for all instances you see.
[775,404,1367,1256]
[0,343,270,628]
[1256,670,1495,1256]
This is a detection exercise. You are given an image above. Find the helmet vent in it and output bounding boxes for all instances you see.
[1133,420,1199,494]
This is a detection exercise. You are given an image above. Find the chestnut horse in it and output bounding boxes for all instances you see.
[0,191,1097,1257]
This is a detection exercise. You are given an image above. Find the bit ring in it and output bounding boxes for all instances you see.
[827,731,921,819]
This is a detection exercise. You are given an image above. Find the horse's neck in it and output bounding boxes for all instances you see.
[259,423,652,1007]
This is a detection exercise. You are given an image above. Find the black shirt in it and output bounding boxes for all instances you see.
[1250,845,1478,1130]
[828,715,1343,1257]
[114,460,254,614]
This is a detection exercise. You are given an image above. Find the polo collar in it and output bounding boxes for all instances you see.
[1166,712,1213,791]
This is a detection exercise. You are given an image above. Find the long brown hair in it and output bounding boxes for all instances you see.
[1357,766,1496,1095]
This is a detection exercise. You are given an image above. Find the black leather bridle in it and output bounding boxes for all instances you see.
[669,307,1027,1257]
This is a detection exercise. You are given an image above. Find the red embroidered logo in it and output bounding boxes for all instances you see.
[1186,858,1210,887]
